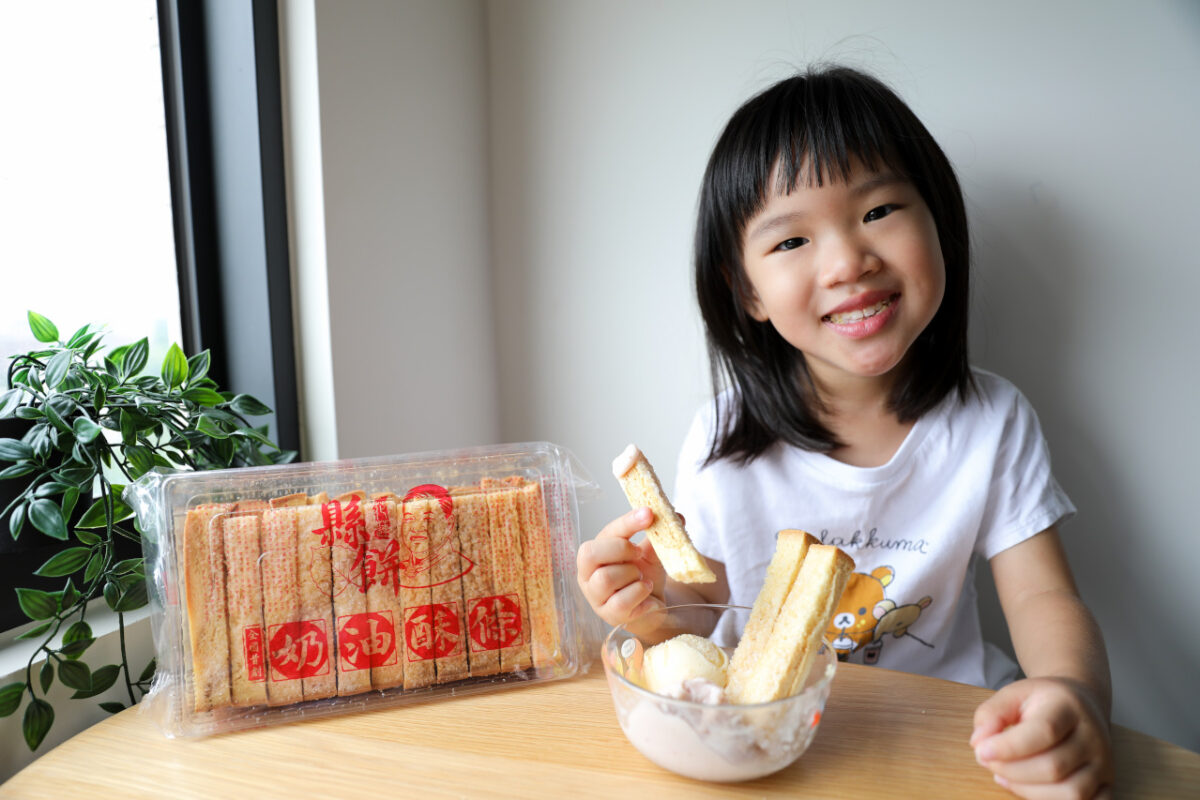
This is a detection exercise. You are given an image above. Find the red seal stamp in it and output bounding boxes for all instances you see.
[267,619,331,681]
[243,625,266,682]
[337,611,399,671]
[467,594,523,652]
[404,603,462,661]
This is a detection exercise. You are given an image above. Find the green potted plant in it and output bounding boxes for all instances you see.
[0,311,294,750]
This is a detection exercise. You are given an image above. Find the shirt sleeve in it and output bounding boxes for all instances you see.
[976,381,1076,560]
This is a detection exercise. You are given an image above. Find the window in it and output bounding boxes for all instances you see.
[0,1,180,631]
[1,0,299,632]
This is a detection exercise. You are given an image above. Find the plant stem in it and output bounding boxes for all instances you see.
[118,611,135,705]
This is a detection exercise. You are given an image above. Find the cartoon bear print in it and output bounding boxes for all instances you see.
[827,566,932,664]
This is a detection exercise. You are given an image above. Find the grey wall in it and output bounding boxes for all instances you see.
[306,0,1200,750]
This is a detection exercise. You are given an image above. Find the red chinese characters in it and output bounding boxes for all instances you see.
[267,620,331,681]
[337,611,398,671]
[468,594,524,652]
[404,603,463,661]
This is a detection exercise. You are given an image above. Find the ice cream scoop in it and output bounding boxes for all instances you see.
[641,633,729,696]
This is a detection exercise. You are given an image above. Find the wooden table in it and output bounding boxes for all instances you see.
[3,663,1196,798]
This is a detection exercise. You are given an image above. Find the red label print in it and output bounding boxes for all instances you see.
[337,611,398,671]
[404,603,462,661]
[468,594,523,652]
[268,620,330,681]
[243,625,266,682]
[312,496,368,547]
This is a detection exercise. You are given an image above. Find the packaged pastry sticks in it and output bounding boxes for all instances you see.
[126,442,600,737]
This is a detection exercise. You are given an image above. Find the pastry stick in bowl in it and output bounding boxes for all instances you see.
[612,444,715,584]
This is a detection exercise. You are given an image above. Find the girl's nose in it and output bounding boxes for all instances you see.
[818,234,880,287]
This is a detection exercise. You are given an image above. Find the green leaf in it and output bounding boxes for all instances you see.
[75,528,101,546]
[0,438,34,462]
[181,387,225,406]
[124,444,155,478]
[65,324,92,349]
[62,620,92,648]
[55,465,95,487]
[23,698,54,750]
[0,682,23,717]
[57,660,91,692]
[111,557,144,575]
[76,495,134,529]
[83,551,104,582]
[229,394,273,416]
[44,349,73,389]
[61,578,80,610]
[113,580,148,612]
[38,662,53,694]
[34,481,70,498]
[28,311,59,343]
[0,462,37,479]
[138,658,156,683]
[119,408,136,445]
[34,546,91,577]
[71,664,119,698]
[121,338,149,380]
[10,501,27,539]
[28,499,68,540]
[0,388,22,418]
[15,620,52,640]
[102,581,119,611]
[58,638,93,659]
[71,416,102,444]
[98,701,125,714]
[186,349,211,383]
[93,383,106,411]
[16,587,59,620]
[60,486,79,520]
[161,343,189,389]
[195,415,230,439]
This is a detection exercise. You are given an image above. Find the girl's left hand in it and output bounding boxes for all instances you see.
[970,676,1113,799]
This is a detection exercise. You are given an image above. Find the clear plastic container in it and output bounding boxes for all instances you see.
[603,603,836,782]
[127,441,602,737]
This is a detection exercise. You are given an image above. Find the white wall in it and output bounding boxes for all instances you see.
[305,0,1200,750]
[302,0,499,459]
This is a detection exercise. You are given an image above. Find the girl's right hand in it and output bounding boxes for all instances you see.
[576,507,667,628]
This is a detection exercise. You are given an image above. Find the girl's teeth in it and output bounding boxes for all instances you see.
[827,297,891,325]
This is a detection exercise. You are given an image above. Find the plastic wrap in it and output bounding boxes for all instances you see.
[125,441,603,737]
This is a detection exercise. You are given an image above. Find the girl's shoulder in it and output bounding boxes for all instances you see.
[962,367,1037,416]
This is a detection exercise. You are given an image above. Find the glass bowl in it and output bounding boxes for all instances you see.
[601,603,836,783]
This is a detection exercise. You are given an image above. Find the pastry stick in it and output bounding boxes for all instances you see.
[364,497,406,690]
[612,444,715,583]
[512,478,561,672]
[725,530,818,701]
[330,492,371,696]
[429,498,469,684]
[399,496,436,690]
[481,478,533,672]
[734,544,854,704]
[295,503,337,700]
[222,513,269,707]
[260,507,303,706]
[182,503,234,712]
[452,487,500,678]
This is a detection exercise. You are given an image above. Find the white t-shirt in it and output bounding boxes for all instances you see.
[673,368,1074,689]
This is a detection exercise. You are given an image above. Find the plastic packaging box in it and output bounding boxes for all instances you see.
[126,441,601,737]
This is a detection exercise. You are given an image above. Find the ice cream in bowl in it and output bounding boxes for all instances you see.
[602,603,837,782]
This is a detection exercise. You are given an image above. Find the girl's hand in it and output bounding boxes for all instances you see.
[576,507,667,628]
[971,676,1113,799]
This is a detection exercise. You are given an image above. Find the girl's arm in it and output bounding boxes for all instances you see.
[974,526,1113,798]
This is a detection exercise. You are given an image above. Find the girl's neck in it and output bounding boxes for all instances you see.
[812,370,912,468]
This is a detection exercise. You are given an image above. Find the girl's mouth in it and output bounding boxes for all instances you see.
[822,294,898,325]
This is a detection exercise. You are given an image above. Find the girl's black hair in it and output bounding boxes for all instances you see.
[696,64,974,465]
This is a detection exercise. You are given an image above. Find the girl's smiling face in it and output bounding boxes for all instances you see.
[740,158,946,394]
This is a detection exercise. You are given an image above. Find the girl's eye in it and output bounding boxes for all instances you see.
[774,237,808,252]
[864,204,899,223]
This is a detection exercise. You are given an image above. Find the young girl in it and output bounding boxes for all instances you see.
[577,66,1113,799]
